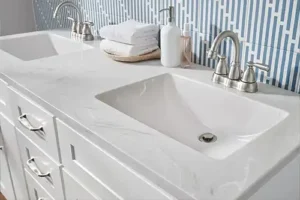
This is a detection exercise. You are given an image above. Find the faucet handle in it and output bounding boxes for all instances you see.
[242,61,269,83]
[81,21,94,41]
[215,54,228,75]
[67,17,76,22]
[67,17,78,34]
[83,21,94,26]
[246,61,270,72]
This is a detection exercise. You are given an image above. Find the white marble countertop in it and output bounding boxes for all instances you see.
[1,30,299,200]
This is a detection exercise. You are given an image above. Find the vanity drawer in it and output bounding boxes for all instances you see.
[63,169,99,200]
[25,169,55,200]
[57,119,171,200]
[9,87,60,162]
[0,79,12,119]
[16,128,64,200]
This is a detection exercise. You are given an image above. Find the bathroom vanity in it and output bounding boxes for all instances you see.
[0,30,299,200]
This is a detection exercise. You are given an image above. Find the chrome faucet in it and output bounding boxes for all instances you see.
[208,30,269,93]
[207,30,241,80]
[53,1,94,41]
[53,1,83,22]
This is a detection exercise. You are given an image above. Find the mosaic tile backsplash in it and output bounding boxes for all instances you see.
[33,0,300,93]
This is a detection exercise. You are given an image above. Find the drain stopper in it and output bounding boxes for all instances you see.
[199,133,217,143]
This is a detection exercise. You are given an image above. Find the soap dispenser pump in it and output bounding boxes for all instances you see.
[159,6,181,67]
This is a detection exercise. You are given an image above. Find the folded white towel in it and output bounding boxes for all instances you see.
[100,20,159,45]
[100,39,159,57]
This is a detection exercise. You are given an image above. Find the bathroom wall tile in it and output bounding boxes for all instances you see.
[191,0,249,41]
[245,0,300,53]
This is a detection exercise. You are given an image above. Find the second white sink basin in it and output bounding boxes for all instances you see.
[96,74,288,160]
[0,33,92,61]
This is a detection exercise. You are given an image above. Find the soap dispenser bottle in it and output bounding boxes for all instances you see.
[159,6,181,67]
[181,23,192,68]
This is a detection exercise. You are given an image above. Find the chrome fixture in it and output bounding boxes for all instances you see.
[198,133,217,143]
[53,1,83,22]
[208,30,269,93]
[53,1,94,41]
[82,21,95,41]
[207,31,241,80]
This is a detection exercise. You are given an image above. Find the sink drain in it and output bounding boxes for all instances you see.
[199,133,217,143]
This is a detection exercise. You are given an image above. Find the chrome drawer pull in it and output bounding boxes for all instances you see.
[26,157,50,178]
[38,198,48,200]
[18,114,45,138]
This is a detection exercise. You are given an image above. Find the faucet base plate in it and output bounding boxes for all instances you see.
[212,73,258,93]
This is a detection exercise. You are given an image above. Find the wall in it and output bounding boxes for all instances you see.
[0,0,36,36]
[33,0,300,93]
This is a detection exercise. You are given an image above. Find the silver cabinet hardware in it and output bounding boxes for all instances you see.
[26,157,50,178]
[18,114,45,138]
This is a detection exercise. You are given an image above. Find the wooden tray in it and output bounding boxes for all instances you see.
[103,49,161,63]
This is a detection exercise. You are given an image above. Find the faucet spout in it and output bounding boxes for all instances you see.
[53,1,83,22]
[208,31,241,80]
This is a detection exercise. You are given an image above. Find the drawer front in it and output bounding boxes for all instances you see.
[57,119,171,200]
[0,114,28,200]
[9,87,60,162]
[0,134,16,200]
[0,79,12,119]
[16,128,64,200]
[63,169,99,200]
[25,169,55,200]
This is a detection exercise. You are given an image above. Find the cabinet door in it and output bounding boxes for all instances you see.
[0,114,29,200]
[0,128,15,200]
[63,169,98,200]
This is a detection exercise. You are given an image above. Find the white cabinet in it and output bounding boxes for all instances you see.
[0,114,28,200]
[0,129,15,200]
[248,154,300,200]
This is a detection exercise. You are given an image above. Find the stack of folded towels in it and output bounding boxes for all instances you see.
[100,20,159,57]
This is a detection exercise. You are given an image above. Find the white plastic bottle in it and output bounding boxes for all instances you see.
[159,6,181,67]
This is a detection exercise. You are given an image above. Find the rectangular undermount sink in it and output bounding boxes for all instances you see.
[0,33,92,61]
[96,74,288,160]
